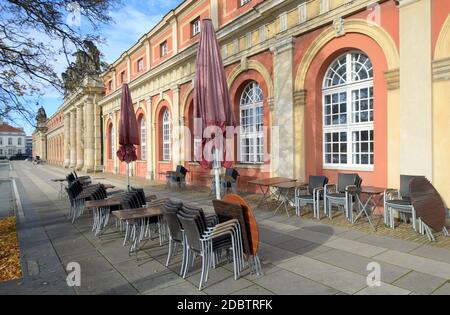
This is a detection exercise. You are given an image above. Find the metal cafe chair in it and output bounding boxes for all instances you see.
[295,176,329,219]
[325,173,362,222]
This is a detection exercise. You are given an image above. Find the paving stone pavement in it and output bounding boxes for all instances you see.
[0,161,449,295]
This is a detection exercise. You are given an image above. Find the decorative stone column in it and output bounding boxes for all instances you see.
[270,37,295,178]
[76,104,84,170]
[84,99,95,172]
[64,113,71,168]
[69,109,77,168]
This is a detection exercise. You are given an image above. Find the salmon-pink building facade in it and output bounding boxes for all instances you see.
[37,0,450,205]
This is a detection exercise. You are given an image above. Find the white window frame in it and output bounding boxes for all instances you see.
[191,18,201,37]
[240,81,264,164]
[140,118,147,161]
[137,58,144,72]
[120,71,126,83]
[160,41,168,57]
[8,138,12,145]
[322,51,374,171]
[162,110,171,161]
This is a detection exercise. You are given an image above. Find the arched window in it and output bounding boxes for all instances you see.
[240,81,264,164]
[140,117,147,161]
[323,51,374,168]
[162,109,171,161]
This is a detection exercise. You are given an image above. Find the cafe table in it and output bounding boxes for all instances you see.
[248,177,297,210]
[272,181,308,217]
[352,186,386,231]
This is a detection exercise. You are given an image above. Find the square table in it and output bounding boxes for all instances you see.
[248,177,297,210]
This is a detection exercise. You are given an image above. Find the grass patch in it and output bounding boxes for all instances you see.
[0,217,22,281]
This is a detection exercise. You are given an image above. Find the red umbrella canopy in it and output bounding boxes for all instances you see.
[117,84,140,163]
[193,19,236,169]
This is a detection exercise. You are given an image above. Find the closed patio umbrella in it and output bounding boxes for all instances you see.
[193,19,236,200]
[117,83,140,190]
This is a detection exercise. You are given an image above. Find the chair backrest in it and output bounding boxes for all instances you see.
[163,204,184,242]
[225,168,239,181]
[66,173,76,184]
[308,176,329,195]
[176,165,188,177]
[213,199,250,255]
[129,187,146,206]
[337,173,362,193]
[400,175,425,199]
[177,213,203,253]
[180,205,208,234]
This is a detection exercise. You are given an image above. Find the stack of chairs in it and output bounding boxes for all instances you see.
[66,180,108,223]
[162,201,243,291]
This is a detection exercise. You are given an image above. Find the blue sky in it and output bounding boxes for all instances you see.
[21,0,183,135]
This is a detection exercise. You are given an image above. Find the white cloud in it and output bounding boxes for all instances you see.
[100,5,164,64]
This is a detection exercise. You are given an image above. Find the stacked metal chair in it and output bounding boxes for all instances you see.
[161,201,242,291]
[384,175,424,231]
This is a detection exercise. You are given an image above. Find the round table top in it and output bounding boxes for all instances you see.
[359,186,386,195]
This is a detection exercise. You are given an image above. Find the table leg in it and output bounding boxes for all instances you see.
[353,195,376,231]
[255,185,271,210]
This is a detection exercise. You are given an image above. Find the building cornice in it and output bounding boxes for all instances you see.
[395,0,421,9]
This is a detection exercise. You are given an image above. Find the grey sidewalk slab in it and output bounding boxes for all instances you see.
[432,283,450,295]
[374,250,450,279]
[323,238,387,258]
[277,256,368,294]
[355,283,410,295]
[314,249,411,284]
[253,269,339,295]
[392,271,447,295]
[409,245,450,264]
[356,234,421,253]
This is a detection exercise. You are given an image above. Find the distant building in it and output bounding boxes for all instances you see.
[26,136,33,157]
[0,119,26,159]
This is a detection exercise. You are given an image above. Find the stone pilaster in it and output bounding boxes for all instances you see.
[172,85,181,168]
[84,99,95,172]
[64,113,70,168]
[69,109,77,168]
[270,37,295,178]
[399,0,433,179]
[94,102,103,172]
[146,96,154,180]
[294,90,306,182]
[76,105,84,170]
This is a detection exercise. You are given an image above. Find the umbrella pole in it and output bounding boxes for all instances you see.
[214,148,221,200]
[127,163,130,192]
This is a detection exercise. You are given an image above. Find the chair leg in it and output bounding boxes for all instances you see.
[412,207,417,231]
[166,239,173,267]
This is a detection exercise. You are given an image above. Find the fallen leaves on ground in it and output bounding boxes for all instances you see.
[0,217,22,281]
